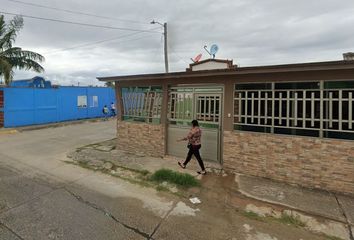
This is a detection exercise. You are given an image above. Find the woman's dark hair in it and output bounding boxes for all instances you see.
[191,120,199,127]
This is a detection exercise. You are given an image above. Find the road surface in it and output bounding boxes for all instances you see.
[0,120,329,240]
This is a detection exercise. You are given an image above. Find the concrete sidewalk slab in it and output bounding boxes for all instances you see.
[338,195,354,225]
[0,225,21,240]
[0,166,53,213]
[236,174,346,223]
[0,189,146,240]
[71,138,222,178]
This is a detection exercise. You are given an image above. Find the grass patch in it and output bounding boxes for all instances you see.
[279,213,306,227]
[242,211,306,228]
[150,168,200,188]
[156,185,169,192]
[113,165,150,176]
[325,235,344,240]
[242,211,266,222]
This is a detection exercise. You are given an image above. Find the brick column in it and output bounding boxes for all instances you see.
[223,81,234,131]
[161,83,169,155]
[115,83,123,121]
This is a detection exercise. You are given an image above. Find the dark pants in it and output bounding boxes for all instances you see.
[183,144,205,171]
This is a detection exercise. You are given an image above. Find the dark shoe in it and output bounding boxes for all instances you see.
[197,170,207,175]
[178,162,186,169]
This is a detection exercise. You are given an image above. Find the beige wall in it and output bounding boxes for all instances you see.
[191,61,229,71]
[223,131,354,195]
[116,121,165,157]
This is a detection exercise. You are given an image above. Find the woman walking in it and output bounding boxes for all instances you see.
[177,120,206,175]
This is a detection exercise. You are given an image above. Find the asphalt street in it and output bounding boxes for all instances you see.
[0,120,332,240]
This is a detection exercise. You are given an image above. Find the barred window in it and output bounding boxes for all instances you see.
[234,81,354,140]
[167,87,222,128]
[168,89,193,122]
[122,86,162,124]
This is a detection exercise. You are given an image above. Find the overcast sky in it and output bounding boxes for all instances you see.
[1,0,354,86]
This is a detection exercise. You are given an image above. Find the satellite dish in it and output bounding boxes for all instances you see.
[210,44,219,58]
[194,53,202,62]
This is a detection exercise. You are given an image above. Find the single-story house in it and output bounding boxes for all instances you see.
[98,57,354,195]
[9,76,52,88]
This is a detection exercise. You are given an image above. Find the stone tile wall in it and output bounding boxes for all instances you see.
[116,121,165,157]
[223,131,354,195]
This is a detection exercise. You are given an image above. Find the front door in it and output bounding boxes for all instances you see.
[167,87,222,163]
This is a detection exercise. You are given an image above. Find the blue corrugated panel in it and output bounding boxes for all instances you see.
[58,87,88,121]
[4,88,35,127]
[34,89,58,124]
[2,86,116,127]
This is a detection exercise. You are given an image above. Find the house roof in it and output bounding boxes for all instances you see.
[186,58,236,71]
[97,60,354,82]
[10,76,45,85]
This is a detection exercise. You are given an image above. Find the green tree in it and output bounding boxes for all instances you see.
[105,81,115,88]
[0,15,44,85]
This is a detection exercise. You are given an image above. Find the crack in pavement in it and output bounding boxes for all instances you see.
[333,193,354,240]
[64,188,151,239]
[148,201,177,240]
[0,186,62,216]
[0,220,25,240]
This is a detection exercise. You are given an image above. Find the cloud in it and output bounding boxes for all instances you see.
[2,0,354,85]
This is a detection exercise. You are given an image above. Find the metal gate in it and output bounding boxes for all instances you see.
[167,86,222,163]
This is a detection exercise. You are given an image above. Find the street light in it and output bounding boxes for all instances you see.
[151,20,169,73]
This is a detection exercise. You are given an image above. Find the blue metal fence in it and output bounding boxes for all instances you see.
[0,86,115,127]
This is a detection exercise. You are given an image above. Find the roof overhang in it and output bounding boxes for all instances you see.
[97,60,354,82]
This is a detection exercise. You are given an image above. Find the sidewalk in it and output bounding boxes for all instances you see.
[0,117,113,134]
[0,128,18,135]
[237,174,354,224]
[69,138,354,240]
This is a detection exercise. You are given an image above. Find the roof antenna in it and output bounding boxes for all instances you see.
[204,45,211,58]
[190,53,202,63]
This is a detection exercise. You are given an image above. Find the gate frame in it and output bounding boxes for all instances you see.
[166,84,224,163]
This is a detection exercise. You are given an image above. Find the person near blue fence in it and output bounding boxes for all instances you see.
[102,105,109,120]
[110,102,116,117]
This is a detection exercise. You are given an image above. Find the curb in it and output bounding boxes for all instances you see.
[14,118,115,132]
[0,129,18,135]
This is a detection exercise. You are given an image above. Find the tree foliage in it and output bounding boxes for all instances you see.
[0,15,45,85]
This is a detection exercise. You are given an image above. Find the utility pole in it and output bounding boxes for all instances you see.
[151,20,169,73]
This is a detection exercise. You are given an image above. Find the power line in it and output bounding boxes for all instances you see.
[0,11,161,33]
[7,0,150,25]
[44,28,161,55]
[168,43,189,64]
[44,34,159,56]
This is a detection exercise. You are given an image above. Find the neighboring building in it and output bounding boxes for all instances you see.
[98,57,354,195]
[9,76,52,88]
[343,52,354,61]
[0,77,115,127]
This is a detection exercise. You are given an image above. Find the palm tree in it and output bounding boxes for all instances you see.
[0,15,44,85]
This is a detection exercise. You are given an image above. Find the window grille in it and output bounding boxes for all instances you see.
[195,94,221,123]
[168,91,193,121]
[122,87,162,124]
[168,87,222,127]
[234,81,354,140]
